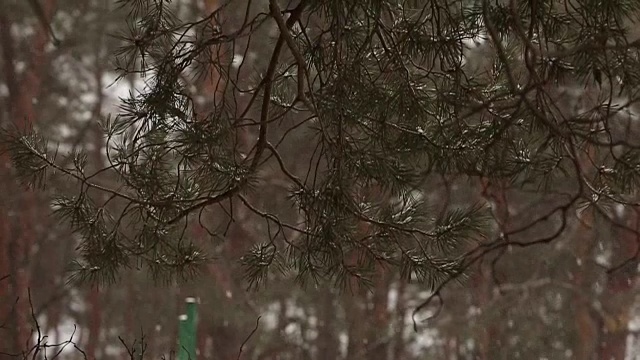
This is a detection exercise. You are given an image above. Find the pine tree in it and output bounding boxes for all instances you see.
[4,0,640,296]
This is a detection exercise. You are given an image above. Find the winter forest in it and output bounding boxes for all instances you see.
[3,0,640,359]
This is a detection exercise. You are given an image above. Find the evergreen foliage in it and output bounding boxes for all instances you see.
[4,0,640,291]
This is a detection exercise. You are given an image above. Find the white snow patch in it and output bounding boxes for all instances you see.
[387,286,398,311]
[68,288,86,313]
[14,61,26,74]
[261,302,280,330]
[231,54,244,69]
[31,314,79,357]
[339,332,349,357]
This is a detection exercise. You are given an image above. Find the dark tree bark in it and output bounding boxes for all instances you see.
[368,266,390,360]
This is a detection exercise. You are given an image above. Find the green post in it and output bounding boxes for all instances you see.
[177,297,198,360]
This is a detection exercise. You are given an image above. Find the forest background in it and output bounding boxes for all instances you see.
[2,0,640,359]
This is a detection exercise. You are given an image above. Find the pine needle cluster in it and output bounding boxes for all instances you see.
[4,0,640,289]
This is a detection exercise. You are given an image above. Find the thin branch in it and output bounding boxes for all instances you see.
[269,0,315,112]
[237,316,261,360]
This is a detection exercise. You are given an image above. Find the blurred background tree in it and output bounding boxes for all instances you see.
[3,0,640,359]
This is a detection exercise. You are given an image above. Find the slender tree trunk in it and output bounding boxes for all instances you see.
[571,208,598,360]
[0,15,13,346]
[121,278,135,360]
[391,279,406,360]
[474,178,508,360]
[369,266,390,360]
[86,133,104,359]
[0,212,10,359]
[570,144,599,360]
[0,0,56,353]
[444,336,459,360]
[86,287,102,359]
[472,262,495,360]
[344,286,367,360]
[598,207,639,359]
[0,12,23,355]
[317,288,339,360]
[197,0,266,353]
[14,196,37,350]
[86,46,106,359]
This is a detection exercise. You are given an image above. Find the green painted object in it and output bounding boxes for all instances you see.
[177,297,198,360]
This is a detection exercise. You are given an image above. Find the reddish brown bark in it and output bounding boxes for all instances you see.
[196,321,211,360]
[473,178,508,360]
[573,262,598,360]
[443,336,459,360]
[0,0,56,353]
[570,146,599,360]
[86,287,102,359]
[471,262,497,360]
[192,1,251,357]
[0,13,24,356]
[0,214,9,292]
[369,266,390,360]
[204,216,252,359]
[344,287,367,360]
[0,212,10,360]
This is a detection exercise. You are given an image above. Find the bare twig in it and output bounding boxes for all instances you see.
[237,316,262,360]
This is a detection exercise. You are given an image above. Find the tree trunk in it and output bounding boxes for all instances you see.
[472,262,496,360]
[368,266,390,360]
[317,288,339,360]
[86,287,102,359]
[0,212,10,359]
[0,17,13,349]
[571,208,598,360]
[344,287,367,360]
[0,0,56,353]
[474,178,508,360]
[570,145,599,360]
[86,48,107,359]
[85,107,105,360]
[598,208,639,359]
[391,279,407,360]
